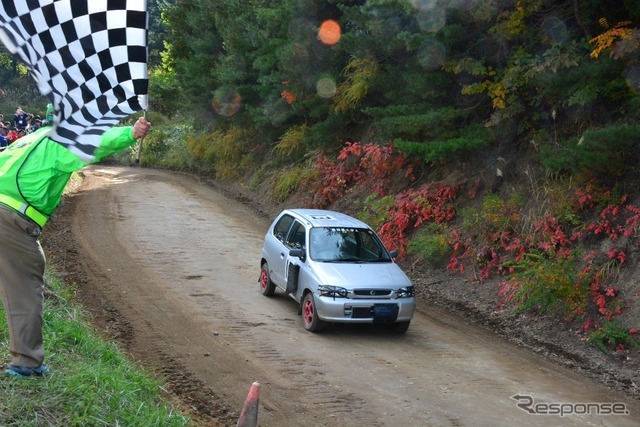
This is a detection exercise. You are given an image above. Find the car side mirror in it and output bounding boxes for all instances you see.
[289,248,306,261]
[389,250,398,259]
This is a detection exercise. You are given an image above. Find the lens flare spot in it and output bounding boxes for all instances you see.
[542,16,568,44]
[417,38,446,70]
[316,76,336,98]
[421,8,446,33]
[212,87,242,117]
[318,19,341,46]
[411,0,446,33]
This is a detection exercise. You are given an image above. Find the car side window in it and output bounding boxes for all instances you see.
[285,221,306,249]
[273,214,294,243]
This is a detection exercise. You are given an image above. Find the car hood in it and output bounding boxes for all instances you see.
[314,262,411,288]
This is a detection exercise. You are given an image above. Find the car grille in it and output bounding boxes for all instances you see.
[352,289,392,298]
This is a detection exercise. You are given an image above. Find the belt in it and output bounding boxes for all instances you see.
[0,193,48,228]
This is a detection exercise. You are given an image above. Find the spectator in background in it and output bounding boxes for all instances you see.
[13,107,31,131]
[30,116,42,132]
[0,126,7,151]
[5,126,17,144]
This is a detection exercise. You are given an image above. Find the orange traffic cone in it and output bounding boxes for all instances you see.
[236,381,260,427]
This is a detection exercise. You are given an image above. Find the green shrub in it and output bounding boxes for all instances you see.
[186,126,258,179]
[148,69,182,117]
[211,126,257,179]
[482,192,524,232]
[503,250,589,318]
[407,224,450,265]
[141,124,194,167]
[0,78,45,117]
[187,130,218,167]
[157,135,197,171]
[305,115,350,151]
[372,107,467,141]
[357,193,395,230]
[273,166,312,202]
[274,124,308,161]
[587,321,640,354]
[538,124,640,177]
[249,164,270,191]
[395,124,490,163]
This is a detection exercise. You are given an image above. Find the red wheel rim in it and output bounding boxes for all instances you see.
[303,298,313,326]
[260,268,267,290]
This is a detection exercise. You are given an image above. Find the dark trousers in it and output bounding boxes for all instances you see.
[0,204,45,367]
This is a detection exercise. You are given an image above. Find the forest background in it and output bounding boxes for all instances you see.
[1,0,640,392]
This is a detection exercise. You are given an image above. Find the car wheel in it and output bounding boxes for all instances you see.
[389,321,410,334]
[302,292,326,332]
[259,263,276,296]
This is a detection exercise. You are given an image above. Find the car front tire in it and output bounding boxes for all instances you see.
[260,262,276,296]
[302,292,326,332]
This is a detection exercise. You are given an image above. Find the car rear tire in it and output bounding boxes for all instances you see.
[302,292,326,332]
[389,321,410,334]
[260,263,276,296]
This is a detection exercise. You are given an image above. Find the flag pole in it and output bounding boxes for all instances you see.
[135,4,150,167]
[133,90,148,166]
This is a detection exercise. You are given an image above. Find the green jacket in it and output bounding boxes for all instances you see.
[0,125,136,228]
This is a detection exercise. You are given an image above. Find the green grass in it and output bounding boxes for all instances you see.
[407,224,450,265]
[587,321,640,354]
[0,270,192,426]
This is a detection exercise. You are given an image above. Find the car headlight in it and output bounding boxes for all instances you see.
[396,286,415,298]
[318,285,348,298]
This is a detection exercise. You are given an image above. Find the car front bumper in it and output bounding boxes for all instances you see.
[314,296,416,324]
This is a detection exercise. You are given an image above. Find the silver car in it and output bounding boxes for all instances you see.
[259,209,416,333]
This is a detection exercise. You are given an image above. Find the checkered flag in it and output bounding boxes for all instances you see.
[0,0,148,161]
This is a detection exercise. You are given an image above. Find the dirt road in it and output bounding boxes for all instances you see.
[43,166,640,426]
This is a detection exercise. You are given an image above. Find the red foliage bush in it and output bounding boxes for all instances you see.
[303,141,415,208]
[378,182,460,256]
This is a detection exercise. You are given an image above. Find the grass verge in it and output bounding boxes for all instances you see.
[0,269,192,426]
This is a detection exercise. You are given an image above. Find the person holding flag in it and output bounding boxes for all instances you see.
[0,1,151,378]
[0,117,151,377]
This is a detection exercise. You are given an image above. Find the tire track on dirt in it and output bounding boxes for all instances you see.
[185,292,380,426]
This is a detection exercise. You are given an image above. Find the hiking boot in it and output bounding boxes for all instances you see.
[6,363,50,378]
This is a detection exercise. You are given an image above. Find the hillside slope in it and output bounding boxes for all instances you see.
[204,159,640,402]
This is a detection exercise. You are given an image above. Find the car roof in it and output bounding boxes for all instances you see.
[284,209,371,229]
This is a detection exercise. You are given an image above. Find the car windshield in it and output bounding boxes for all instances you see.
[309,227,391,262]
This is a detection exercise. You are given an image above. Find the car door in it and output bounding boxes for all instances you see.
[281,220,306,293]
[264,213,294,286]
